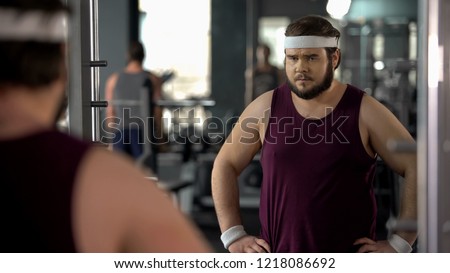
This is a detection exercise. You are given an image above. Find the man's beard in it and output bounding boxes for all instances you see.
[53,93,67,128]
[287,60,334,100]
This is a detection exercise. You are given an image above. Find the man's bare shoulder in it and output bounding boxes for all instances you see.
[106,72,119,82]
[105,73,120,90]
[77,147,152,190]
[359,93,415,152]
[243,90,273,119]
[360,93,395,124]
[73,147,211,252]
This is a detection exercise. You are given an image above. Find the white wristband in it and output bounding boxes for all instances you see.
[388,234,412,253]
[220,225,247,249]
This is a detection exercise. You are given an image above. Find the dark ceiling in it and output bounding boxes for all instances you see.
[260,0,328,19]
[259,0,418,22]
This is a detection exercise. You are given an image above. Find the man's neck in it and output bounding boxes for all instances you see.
[125,61,144,73]
[291,80,347,119]
[0,86,58,140]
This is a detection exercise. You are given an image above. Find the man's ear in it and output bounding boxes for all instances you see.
[332,49,340,69]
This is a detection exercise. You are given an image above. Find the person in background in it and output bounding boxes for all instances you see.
[245,43,284,106]
[105,41,163,164]
[0,0,211,253]
[212,15,417,253]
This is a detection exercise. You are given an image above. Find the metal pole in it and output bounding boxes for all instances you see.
[418,0,450,253]
[90,0,100,142]
[66,0,93,140]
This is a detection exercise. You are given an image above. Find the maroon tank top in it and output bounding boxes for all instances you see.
[260,83,377,252]
[0,130,91,252]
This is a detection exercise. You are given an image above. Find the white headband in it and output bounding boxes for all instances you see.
[0,8,68,42]
[284,36,338,49]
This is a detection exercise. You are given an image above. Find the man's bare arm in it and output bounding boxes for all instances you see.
[104,73,118,118]
[362,95,417,245]
[211,93,272,252]
[211,114,261,233]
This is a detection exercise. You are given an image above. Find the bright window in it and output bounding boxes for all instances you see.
[139,0,211,100]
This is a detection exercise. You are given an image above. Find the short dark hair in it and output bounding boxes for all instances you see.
[285,15,341,69]
[128,41,145,64]
[0,0,70,89]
